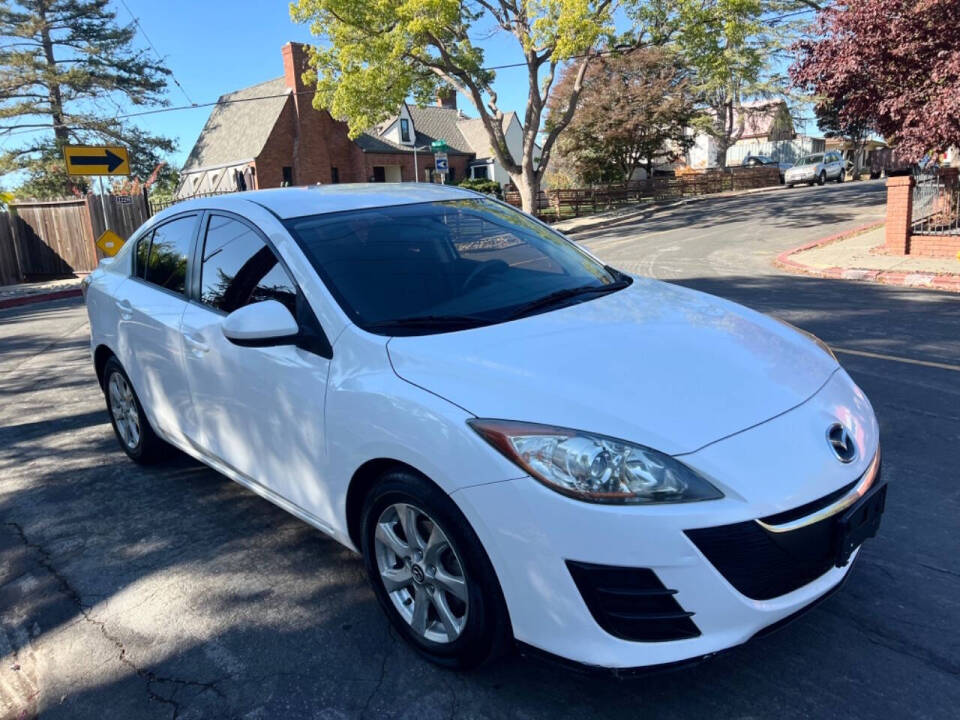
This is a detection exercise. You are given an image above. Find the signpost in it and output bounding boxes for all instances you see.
[431,139,448,183]
[63,144,130,244]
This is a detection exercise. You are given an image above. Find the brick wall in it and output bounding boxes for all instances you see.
[255,96,297,188]
[907,234,960,257]
[885,171,960,257]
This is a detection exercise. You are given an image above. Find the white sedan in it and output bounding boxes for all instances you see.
[83,184,886,671]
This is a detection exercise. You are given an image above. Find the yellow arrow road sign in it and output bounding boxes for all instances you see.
[96,229,125,257]
[63,145,130,176]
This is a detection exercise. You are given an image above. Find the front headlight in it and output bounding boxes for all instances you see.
[468,419,723,504]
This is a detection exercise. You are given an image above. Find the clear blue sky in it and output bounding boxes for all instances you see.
[107,0,540,169]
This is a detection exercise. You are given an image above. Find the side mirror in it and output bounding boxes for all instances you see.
[221,300,299,347]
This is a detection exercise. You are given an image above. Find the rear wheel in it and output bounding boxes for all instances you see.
[836,171,844,183]
[361,469,511,669]
[102,357,167,464]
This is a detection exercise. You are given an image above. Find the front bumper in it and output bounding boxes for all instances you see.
[452,370,882,669]
[786,170,817,183]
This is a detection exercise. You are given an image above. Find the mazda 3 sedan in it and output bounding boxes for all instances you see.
[84,184,886,671]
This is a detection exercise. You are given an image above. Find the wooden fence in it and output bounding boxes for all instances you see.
[506,166,781,219]
[0,192,149,284]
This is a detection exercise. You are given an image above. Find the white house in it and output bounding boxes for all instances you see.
[687,100,825,168]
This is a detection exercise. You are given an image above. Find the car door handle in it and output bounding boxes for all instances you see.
[115,299,133,319]
[183,333,209,355]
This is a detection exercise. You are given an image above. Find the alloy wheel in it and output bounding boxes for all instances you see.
[108,372,140,450]
[373,502,469,643]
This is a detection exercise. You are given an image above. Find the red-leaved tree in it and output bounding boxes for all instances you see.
[790,0,960,161]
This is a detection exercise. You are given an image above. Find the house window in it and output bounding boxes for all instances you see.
[400,118,411,143]
[282,166,293,186]
[331,167,340,184]
[472,165,488,180]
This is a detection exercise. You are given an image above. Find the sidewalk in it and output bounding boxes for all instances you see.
[776,225,960,293]
[0,277,83,309]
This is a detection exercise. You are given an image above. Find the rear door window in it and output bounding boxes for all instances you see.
[144,215,197,294]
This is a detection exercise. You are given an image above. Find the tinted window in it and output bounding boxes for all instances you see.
[144,216,196,294]
[135,232,152,280]
[284,198,621,335]
[400,118,410,142]
[200,215,297,315]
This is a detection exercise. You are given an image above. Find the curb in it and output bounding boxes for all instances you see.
[0,288,83,310]
[774,223,960,293]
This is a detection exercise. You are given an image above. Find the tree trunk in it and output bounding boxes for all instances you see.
[39,14,69,146]
[506,148,540,215]
[513,171,539,215]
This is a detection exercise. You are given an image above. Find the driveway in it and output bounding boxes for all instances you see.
[2,181,958,719]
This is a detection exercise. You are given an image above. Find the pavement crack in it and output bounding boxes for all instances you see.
[5,521,226,718]
[362,623,395,719]
[918,561,960,581]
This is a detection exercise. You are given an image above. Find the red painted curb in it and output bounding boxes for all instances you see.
[0,288,82,310]
[774,223,960,293]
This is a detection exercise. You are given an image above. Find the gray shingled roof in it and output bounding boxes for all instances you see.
[456,112,516,159]
[182,77,291,172]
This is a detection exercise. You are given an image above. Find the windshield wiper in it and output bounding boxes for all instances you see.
[506,278,631,321]
[364,314,491,333]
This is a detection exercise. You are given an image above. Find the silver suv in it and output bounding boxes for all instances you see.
[784,151,845,187]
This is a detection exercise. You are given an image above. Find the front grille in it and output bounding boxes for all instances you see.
[685,513,838,601]
[566,561,701,642]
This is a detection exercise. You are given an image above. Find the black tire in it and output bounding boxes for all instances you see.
[836,172,844,184]
[361,469,511,669]
[102,356,167,464]
[817,171,826,186]
[786,183,794,189]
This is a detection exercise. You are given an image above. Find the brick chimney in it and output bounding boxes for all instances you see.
[282,42,310,114]
[436,88,457,110]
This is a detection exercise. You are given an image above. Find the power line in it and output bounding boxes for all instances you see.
[117,0,195,105]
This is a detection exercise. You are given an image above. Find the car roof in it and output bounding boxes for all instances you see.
[159,183,482,222]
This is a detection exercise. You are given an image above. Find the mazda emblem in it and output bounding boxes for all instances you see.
[826,423,857,463]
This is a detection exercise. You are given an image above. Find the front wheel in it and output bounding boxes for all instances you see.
[361,470,511,669]
[817,171,826,186]
[787,183,794,189]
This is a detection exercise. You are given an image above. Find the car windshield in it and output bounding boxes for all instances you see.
[800,154,823,165]
[283,198,628,335]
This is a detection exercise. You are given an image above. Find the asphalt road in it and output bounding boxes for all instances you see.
[2,180,958,719]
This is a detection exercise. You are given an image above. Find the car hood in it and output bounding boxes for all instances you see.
[386,278,838,456]
[788,163,818,172]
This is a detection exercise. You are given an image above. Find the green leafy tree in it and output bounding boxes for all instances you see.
[0,0,175,198]
[290,0,671,213]
[548,47,700,184]
[657,0,812,167]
